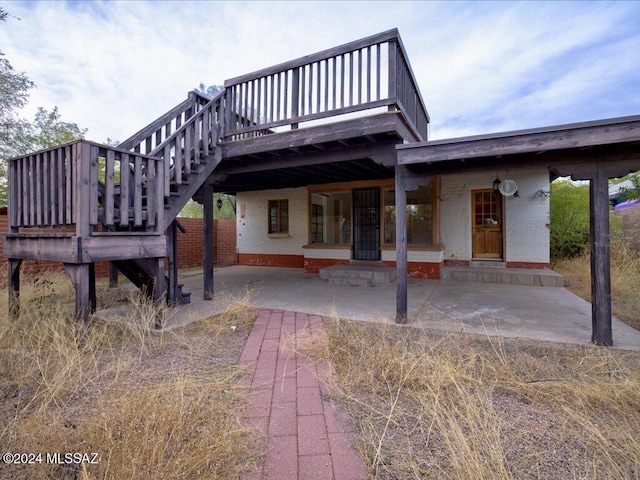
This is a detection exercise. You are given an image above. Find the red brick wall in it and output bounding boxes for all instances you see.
[0,209,237,278]
[174,218,237,269]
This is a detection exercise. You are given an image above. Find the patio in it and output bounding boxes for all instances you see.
[105,265,640,352]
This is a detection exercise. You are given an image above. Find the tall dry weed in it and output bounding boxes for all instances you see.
[319,318,640,479]
[0,273,258,479]
[555,233,640,331]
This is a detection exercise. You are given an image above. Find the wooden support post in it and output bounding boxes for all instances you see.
[89,263,97,314]
[589,164,613,346]
[395,162,408,324]
[203,182,214,300]
[152,257,165,330]
[108,263,119,288]
[167,220,178,305]
[8,259,22,318]
[64,263,91,324]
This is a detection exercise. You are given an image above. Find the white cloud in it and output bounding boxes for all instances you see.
[1,1,639,143]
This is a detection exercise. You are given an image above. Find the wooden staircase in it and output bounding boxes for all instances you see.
[4,29,430,324]
[107,90,225,305]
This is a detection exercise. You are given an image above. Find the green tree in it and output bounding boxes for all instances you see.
[178,193,236,220]
[1,9,86,205]
[195,83,224,99]
[549,180,590,261]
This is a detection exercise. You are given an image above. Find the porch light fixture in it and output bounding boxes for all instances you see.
[492,174,502,195]
[217,198,223,210]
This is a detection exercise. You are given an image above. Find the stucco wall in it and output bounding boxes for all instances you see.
[439,168,550,265]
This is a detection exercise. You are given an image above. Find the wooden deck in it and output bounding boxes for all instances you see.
[3,29,429,322]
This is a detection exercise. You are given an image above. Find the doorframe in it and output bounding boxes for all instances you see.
[352,186,382,261]
[471,188,505,260]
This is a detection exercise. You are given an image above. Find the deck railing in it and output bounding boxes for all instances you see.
[8,140,165,235]
[223,28,429,141]
[119,91,212,155]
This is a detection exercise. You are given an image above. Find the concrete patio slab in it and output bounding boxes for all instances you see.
[105,265,640,351]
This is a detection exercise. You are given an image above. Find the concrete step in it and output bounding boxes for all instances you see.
[469,260,506,268]
[319,265,396,286]
[440,266,563,287]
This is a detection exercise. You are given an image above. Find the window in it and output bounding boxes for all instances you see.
[311,204,324,243]
[309,192,351,244]
[383,185,435,245]
[268,199,288,234]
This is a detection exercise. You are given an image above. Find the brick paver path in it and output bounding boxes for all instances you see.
[240,309,368,480]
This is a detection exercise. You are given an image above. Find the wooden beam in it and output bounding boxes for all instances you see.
[203,182,214,300]
[590,162,613,346]
[8,259,22,318]
[152,257,165,329]
[397,115,640,165]
[109,263,119,288]
[219,140,398,175]
[167,221,178,305]
[395,162,408,324]
[64,263,91,324]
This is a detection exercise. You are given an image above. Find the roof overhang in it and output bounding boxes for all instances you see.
[396,115,640,180]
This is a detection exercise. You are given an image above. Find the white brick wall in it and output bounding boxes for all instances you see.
[237,170,550,266]
[440,169,550,264]
[236,188,308,255]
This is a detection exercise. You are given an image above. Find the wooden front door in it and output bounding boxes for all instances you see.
[472,189,503,259]
[353,187,381,261]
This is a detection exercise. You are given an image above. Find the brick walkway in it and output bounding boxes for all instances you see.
[240,309,368,480]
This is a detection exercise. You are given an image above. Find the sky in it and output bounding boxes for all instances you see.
[2,0,640,144]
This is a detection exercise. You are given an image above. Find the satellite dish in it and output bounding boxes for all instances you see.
[499,179,518,197]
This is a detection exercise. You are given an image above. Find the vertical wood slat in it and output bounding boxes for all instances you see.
[255,77,261,126]
[105,149,115,226]
[308,63,313,115]
[155,160,165,231]
[184,124,192,175]
[134,155,143,227]
[21,157,28,226]
[270,74,275,124]
[28,155,35,226]
[42,151,49,226]
[284,70,289,121]
[10,158,19,229]
[49,150,57,226]
[332,56,337,111]
[89,145,99,229]
[323,59,329,112]
[35,152,42,226]
[174,135,183,185]
[119,152,130,227]
[300,65,306,116]
[65,145,73,225]
[202,107,210,157]
[340,53,347,108]
[57,147,65,226]
[291,68,299,124]
[366,45,372,103]
[146,159,156,229]
[376,43,381,101]
[163,144,171,197]
[349,52,354,107]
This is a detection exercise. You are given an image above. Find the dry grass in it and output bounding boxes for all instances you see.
[555,237,640,331]
[0,272,259,480]
[314,318,640,480]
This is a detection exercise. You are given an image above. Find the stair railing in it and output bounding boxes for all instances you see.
[147,91,225,222]
[119,91,213,155]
